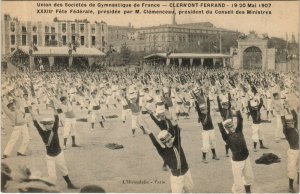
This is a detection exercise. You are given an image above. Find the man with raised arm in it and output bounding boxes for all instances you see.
[30,98,78,189]
[217,108,254,193]
[281,107,299,193]
[2,87,30,159]
[194,87,220,163]
[143,107,193,193]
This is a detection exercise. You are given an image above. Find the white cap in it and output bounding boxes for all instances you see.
[163,87,169,94]
[222,119,234,129]
[157,130,172,143]
[156,105,165,114]
[285,114,294,122]
[250,99,259,107]
[199,104,206,109]
[41,118,54,122]
[128,93,137,100]
[220,95,228,103]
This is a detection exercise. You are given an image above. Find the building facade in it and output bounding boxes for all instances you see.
[108,22,239,53]
[1,14,108,56]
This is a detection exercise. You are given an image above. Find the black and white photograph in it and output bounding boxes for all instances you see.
[1,0,299,193]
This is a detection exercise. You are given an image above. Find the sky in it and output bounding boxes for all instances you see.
[2,1,299,41]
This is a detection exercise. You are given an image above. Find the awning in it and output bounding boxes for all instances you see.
[144,53,232,59]
[16,46,106,57]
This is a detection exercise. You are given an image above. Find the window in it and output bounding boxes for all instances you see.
[91,27,95,34]
[10,35,15,45]
[51,35,55,40]
[102,36,105,46]
[45,26,49,33]
[62,35,67,45]
[22,35,27,45]
[91,36,96,46]
[51,27,55,33]
[71,24,76,33]
[32,26,37,33]
[62,23,66,33]
[32,35,37,44]
[72,35,76,44]
[45,35,50,45]
[22,26,27,33]
[10,23,15,32]
[80,24,84,33]
[80,36,84,45]
[102,25,104,32]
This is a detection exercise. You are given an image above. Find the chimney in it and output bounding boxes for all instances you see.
[172,7,177,25]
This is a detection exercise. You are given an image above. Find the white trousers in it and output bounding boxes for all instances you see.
[131,114,142,129]
[121,109,131,122]
[3,124,29,156]
[170,170,194,193]
[251,124,264,142]
[266,99,272,111]
[202,130,217,153]
[46,151,69,182]
[231,157,254,193]
[63,118,77,138]
[287,149,299,180]
[91,111,104,123]
[275,115,285,140]
[175,104,185,114]
[69,94,76,102]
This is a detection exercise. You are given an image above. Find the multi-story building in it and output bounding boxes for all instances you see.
[1,14,108,56]
[108,21,239,53]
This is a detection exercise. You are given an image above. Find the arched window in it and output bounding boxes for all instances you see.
[10,23,15,32]
[22,26,27,32]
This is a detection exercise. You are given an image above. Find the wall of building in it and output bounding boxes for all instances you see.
[1,15,108,56]
[108,23,238,53]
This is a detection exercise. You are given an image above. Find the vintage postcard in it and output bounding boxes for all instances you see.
[1,0,299,193]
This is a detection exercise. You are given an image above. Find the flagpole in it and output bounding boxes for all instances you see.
[219,30,222,53]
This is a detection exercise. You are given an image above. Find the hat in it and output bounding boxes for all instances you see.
[157,130,172,143]
[250,99,259,107]
[40,118,54,125]
[163,87,169,94]
[223,119,234,130]
[285,114,294,123]
[128,93,137,100]
[156,105,165,114]
[220,95,228,103]
[193,87,200,94]
[199,104,206,110]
